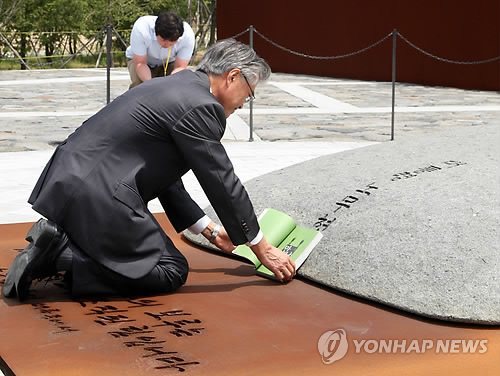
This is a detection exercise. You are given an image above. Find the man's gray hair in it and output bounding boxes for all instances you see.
[197,39,271,85]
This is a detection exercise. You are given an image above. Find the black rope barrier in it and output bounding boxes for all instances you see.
[229,27,499,65]
[397,31,500,65]
[227,27,499,142]
[2,26,497,142]
[254,29,394,60]
[3,27,498,70]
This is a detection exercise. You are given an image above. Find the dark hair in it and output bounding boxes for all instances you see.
[155,12,184,41]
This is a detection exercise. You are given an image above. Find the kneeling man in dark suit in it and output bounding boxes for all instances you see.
[3,39,296,300]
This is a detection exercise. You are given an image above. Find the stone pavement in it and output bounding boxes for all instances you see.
[1,68,499,151]
[0,67,498,225]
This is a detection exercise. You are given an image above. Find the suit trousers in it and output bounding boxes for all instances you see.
[127,58,175,89]
[66,236,189,298]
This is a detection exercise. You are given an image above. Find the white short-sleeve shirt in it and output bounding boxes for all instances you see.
[125,16,195,67]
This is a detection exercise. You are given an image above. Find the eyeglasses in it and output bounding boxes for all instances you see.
[242,73,256,103]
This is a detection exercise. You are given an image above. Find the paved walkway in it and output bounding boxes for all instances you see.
[0,68,498,225]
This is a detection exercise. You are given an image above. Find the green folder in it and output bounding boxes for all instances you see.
[233,208,323,280]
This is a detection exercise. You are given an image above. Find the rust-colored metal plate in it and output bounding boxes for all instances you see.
[1,214,499,375]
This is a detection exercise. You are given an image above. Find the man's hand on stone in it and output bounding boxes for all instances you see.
[251,238,296,282]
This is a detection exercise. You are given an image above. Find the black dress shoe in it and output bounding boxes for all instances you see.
[2,245,31,297]
[2,218,68,300]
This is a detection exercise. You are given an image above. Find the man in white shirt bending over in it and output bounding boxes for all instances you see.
[125,12,195,89]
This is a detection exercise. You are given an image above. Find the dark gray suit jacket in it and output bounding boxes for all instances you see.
[28,70,259,279]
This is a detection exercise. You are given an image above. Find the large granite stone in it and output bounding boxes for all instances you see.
[185,124,500,325]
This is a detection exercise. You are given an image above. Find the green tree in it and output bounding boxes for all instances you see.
[7,0,91,64]
[2,0,216,69]
[35,0,90,56]
[83,0,189,31]
[0,0,24,29]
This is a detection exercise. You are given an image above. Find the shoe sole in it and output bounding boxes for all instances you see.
[2,245,31,297]
[2,219,59,300]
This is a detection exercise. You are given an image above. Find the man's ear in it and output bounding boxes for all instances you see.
[227,68,241,84]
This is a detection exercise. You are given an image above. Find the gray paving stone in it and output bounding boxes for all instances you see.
[1,68,499,151]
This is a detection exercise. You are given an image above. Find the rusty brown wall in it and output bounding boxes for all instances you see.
[216,0,499,91]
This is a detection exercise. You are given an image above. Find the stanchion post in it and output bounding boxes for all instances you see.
[249,25,254,142]
[391,29,397,141]
[106,24,112,104]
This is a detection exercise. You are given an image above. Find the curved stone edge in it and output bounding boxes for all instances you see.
[183,230,499,326]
